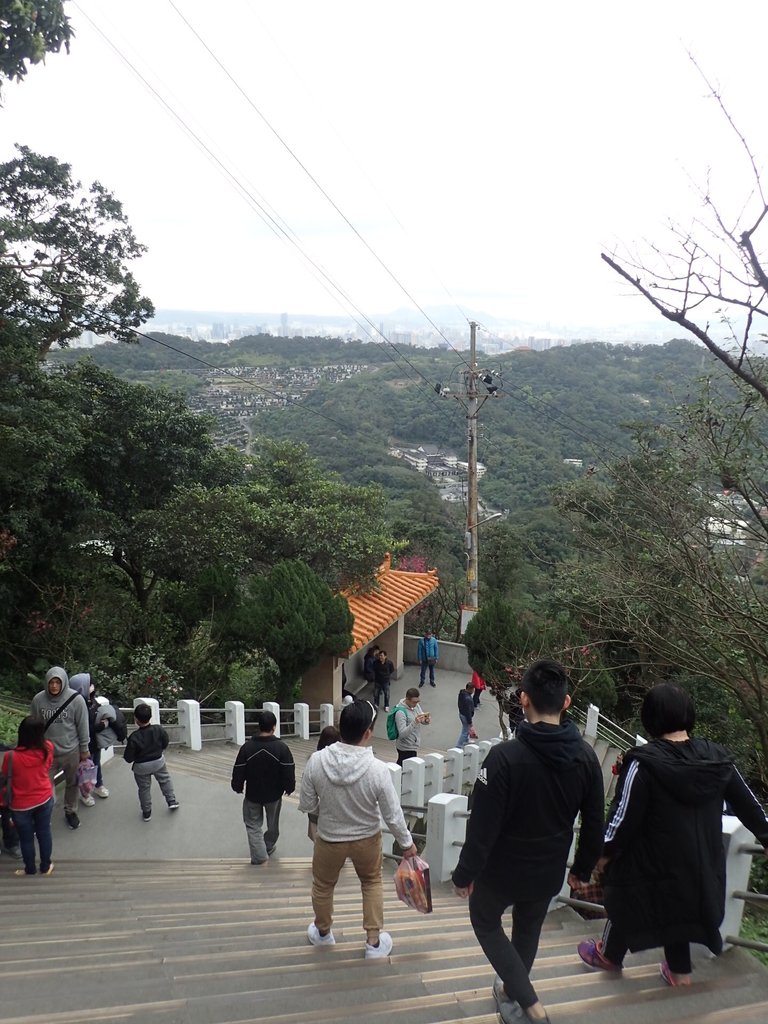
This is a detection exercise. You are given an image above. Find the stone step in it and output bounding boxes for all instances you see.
[1,857,767,1024]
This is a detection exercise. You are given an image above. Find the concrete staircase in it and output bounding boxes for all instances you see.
[2,857,768,1024]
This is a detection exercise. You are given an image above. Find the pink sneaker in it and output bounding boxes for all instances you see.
[660,961,692,986]
[577,939,622,971]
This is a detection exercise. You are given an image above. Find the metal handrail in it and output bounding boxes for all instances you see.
[725,935,768,953]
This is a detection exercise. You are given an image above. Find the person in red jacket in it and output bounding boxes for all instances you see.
[3,717,55,876]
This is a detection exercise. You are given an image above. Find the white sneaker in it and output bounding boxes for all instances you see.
[384,706,390,712]
[364,931,393,958]
[93,786,110,798]
[80,794,96,807]
[307,922,335,946]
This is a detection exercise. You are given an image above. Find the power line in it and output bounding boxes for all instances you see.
[163,0,478,375]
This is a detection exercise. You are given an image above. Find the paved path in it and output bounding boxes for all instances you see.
[38,663,496,864]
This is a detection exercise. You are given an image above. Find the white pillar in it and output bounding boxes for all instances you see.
[225,701,245,745]
[400,757,426,810]
[263,701,280,737]
[462,743,481,789]
[424,792,468,882]
[133,697,159,724]
[721,818,755,947]
[585,703,599,739]
[381,763,402,857]
[177,699,201,751]
[423,752,445,803]
[319,703,334,731]
[443,748,464,794]
[294,702,310,741]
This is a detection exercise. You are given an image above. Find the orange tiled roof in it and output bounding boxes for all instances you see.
[344,554,439,654]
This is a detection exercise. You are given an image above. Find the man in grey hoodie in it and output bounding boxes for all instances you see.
[299,699,417,958]
[31,666,90,830]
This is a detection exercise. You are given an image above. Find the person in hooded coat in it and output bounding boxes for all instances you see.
[452,659,604,1024]
[30,667,90,831]
[298,700,417,959]
[69,673,113,805]
[578,683,768,986]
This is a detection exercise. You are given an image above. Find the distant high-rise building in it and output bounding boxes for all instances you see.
[281,313,288,337]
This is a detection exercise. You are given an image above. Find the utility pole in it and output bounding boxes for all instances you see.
[465,321,480,611]
[434,322,502,631]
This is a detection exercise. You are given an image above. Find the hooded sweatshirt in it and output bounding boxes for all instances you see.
[30,667,90,757]
[452,718,605,898]
[602,737,768,954]
[298,741,413,848]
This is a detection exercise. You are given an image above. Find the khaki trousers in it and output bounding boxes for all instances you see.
[312,833,383,943]
[50,748,80,813]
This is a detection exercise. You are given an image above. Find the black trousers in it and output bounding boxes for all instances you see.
[601,920,692,974]
[469,876,550,1010]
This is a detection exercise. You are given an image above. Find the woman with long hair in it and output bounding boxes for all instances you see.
[2,717,55,876]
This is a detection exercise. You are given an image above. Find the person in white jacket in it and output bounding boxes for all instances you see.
[299,699,417,958]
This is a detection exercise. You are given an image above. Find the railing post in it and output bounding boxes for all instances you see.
[424,792,468,882]
[225,700,245,745]
[585,703,599,740]
[319,703,334,731]
[382,763,402,857]
[263,701,281,738]
[721,817,755,948]
[462,743,481,789]
[133,697,159,724]
[294,702,310,740]
[177,699,201,751]
[423,752,445,803]
[443,748,464,794]
[400,757,425,810]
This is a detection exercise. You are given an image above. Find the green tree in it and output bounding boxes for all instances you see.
[232,560,353,702]
[0,0,72,98]
[555,376,768,784]
[0,146,154,355]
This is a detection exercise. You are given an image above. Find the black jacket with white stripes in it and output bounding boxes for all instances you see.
[603,737,768,954]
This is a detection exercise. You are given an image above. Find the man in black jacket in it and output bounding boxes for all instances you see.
[452,660,604,1024]
[231,710,295,865]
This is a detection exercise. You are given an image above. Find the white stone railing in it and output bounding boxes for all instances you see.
[100,695,761,948]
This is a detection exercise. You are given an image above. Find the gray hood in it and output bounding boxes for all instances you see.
[44,666,72,703]
[69,673,92,701]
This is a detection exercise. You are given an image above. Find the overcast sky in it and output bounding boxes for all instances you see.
[3,1,767,333]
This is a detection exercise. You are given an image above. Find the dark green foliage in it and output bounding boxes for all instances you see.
[230,560,353,702]
[0,146,154,355]
[0,0,72,97]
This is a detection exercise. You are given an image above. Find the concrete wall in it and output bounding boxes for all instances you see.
[404,634,471,674]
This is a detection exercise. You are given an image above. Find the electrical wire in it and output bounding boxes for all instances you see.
[163,0,478,375]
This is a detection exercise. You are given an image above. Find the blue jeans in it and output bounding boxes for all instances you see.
[419,660,435,685]
[243,797,282,864]
[457,714,472,747]
[13,797,54,875]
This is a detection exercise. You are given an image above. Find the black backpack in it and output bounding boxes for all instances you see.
[109,704,128,742]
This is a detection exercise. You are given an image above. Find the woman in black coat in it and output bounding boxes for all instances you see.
[577,683,768,986]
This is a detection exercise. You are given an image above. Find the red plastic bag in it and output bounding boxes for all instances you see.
[394,854,433,914]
